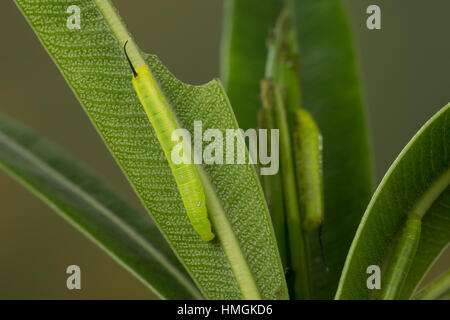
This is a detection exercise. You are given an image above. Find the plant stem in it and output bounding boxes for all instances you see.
[272,84,311,299]
[259,96,288,268]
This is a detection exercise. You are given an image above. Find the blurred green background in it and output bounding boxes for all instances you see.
[0,0,448,299]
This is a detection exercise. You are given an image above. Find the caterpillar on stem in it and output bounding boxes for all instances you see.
[293,108,327,270]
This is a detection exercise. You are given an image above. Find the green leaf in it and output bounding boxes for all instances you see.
[15,0,287,299]
[336,104,450,299]
[221,0,373,299]
[288,0,374,299]
[0,114,202,300]
[221,0,282,130]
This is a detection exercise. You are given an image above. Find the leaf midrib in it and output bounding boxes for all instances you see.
[413,168,450,218]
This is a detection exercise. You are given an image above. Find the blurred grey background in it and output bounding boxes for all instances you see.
[0,0,448,299]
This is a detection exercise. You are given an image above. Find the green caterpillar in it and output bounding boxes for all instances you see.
[293,108,327,269]
[124,42,214,242]
[293,109,324,231]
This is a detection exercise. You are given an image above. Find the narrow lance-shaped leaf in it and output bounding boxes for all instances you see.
[15,0,288,299]
[288,0,374,299]
[0,114,202,300]
[263,10,326,299]
[221,0,282,130]
[336,104,449,299]
[264,10,314,299]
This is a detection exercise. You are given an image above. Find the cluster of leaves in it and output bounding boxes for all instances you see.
[1,0,447,299]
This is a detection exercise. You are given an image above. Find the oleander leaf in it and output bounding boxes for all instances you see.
[221,0,282,130]
[221,0,374,299]
[0,114,202,300]
[288,0,374,299]
[336,104,450,299]
[14,0,287,299]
